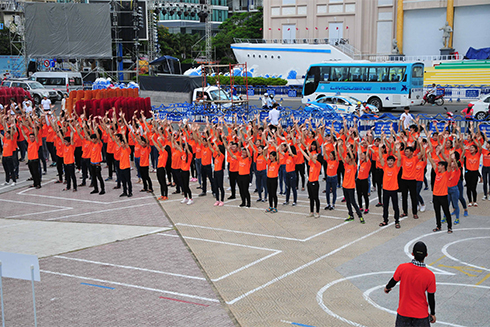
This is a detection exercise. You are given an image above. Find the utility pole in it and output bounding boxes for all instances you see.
[205,0,211,63]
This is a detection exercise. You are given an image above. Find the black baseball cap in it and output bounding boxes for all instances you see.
[413,241,427,257]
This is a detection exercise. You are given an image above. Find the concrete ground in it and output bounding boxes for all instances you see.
[1,159,489,327]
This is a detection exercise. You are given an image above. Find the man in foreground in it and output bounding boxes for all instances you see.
[384,241,436,326]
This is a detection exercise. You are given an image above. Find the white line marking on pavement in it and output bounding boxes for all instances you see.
[363,282,485,327]
[226,218,407,305]
[0,198,74,218]
[223,205,346,220]
[40,269,219,303]
[46,202,156,221]
[0,198,69,208]
[159,233,282,282]
[404,228,490,276]
[317,271,394,327]
[54,256,206,280]
[175,222,348,242]
[441,236,490,272]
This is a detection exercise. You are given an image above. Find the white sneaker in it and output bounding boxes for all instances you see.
[181,198,188,204]
[187,199,194,205]
[420,204,426,212]
[10,182,16,186]
[2,182,8,186]
[226,187,231,191]
[468,203,473,207]
[483,196,488,201]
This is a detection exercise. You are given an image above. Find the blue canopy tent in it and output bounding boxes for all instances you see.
[150,55,182,75]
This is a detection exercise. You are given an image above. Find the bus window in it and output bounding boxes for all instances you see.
[389,67,405,82]
[368,67,378,82]
[349,67,366,82]
[332,67,349,82]
[412,66,423,78]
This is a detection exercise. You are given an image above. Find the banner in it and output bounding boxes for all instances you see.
[374,121,398,135]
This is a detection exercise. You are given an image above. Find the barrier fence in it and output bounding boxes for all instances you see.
[210,85,490,101]
[151,103,490,137]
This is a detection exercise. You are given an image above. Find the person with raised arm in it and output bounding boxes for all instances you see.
[338,139,365,223]
[297,137,322,218]
[323,139,339,210]
[379,131,402,229]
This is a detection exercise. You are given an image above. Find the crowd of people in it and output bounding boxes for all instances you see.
[1,101,490,233]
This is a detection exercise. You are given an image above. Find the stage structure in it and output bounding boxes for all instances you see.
[25,3,112,59]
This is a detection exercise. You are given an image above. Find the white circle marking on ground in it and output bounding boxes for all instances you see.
[441,236,490,272]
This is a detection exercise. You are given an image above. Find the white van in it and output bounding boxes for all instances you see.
[31,72,84,100]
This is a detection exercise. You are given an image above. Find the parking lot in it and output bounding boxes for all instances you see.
[0,162,489,326]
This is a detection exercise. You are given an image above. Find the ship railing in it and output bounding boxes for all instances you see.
[362,53,461,63]
[234,38,350,46]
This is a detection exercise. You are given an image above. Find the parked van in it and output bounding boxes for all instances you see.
[31,72,83,101]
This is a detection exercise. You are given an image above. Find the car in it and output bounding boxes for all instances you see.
[470,94,490,120]
[31,71,84,101]
[1,79,58,105]
[305,95,379,114]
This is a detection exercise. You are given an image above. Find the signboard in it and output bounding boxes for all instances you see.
[430,121,448,133]
[247,89,254,96]
[324,120,344,133]
[479,124,490,138]
[465,89,480,98]
[0,251,40,282]
[374,121,398,135]
[287,89,297,97]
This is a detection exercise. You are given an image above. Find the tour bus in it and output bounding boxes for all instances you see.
[302,62,424,110]
[31,72,84,101]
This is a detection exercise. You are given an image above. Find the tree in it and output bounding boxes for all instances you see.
[212,7,263,62]
[0,30,21,56]
[157,27,204,61]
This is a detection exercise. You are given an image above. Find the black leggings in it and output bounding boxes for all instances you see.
[106,152,115,178]
[237,174,250,206]
[434,195,452,229]
[267,177,278,208]
[345,187,362,218]
[56,155,64,181]
[307,181,320,213]
[172,168,182,193]
[46,142,56,162]
[214,170,225,202]
[374,168,383,203]
[90,164,104,192]
[64,163,77,190]
[157,167,168,197]
[337,161,344,186]
[229,170,238,198]
[181,170,192,199]
[465,170,479,203]
[295,163,305,189]
[140,166,153,191]
[356,178,369,209]
[120,168,132,195]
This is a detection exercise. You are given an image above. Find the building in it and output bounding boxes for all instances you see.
[227,0,263,12]
[262,0,490,58]
[156,0,229,34]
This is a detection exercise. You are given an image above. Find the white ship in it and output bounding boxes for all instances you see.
[231,38,357,84]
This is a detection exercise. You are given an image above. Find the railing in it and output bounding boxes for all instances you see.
[363,54,460,63]
[234,37,350,46]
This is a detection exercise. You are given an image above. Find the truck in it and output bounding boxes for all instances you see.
[192,86,247,110]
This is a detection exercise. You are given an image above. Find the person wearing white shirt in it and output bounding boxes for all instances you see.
[41,96,52,111]
[427,83,437,104]
[262,93,269,109]
[400,106,414,129]
[61,94,67,111]
[268,103,280,130]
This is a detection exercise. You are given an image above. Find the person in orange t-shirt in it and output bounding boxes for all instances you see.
[481,139,490,200]
[88,127,105,195]
[137,135,153,193]
[227,144,252,208]
[323,142,339,210]
[281,142,297,205]
[463,139,482,207]
[0,124,17,185]
[210,141,226,205]
[338,140,364,223]
[20,124,42,188]
[427,149,453,233]
[265,148,280,212]
[400,146,420,219]
[356,151,372,214]
[379,136,402,228]
[113,132,133,197]
[297,139,322,218]
[154,137,169,200]
[248,139,268,203]
[61,133,77,192]
[173,138,194,205]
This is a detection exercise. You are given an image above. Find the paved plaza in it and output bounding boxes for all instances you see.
[0,161,489,326]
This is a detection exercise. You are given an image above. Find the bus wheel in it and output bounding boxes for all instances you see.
[368,97,382,111]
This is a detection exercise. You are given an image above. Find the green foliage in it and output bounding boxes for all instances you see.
[157,27,204,61]
[212,8,263,62]
[206,76,287,86]
[0,29,21,55]
[181,58,197,64]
